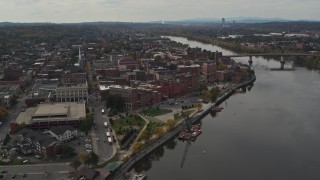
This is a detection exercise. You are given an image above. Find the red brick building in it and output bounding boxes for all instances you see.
[118,57,138,71]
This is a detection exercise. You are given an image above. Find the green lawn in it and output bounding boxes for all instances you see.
[111,115,146,134]
[145,116,163,123]
[139,108,172,117]
[174,110,194,121]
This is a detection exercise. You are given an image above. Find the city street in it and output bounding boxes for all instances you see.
[88,97,115,163]
[0,93,28,138]
[0,163,72,180]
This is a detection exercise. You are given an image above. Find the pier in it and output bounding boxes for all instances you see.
[109,75,256,180]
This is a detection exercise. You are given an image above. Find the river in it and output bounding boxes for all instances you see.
[133,36,320,180]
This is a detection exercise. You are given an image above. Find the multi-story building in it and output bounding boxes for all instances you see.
[118,57,138,71]
[177,65,200,92]
[202,63,216,76]
[56,83,88,102]
[56,73,88,102]
[60,73,86,85]
[17,128,60,157]
[107,85,161,110]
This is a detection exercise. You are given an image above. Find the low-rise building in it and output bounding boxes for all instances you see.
[13,102,86,131]
[47,125,78,142]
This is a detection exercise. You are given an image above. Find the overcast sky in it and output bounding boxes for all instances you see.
[0,0,319,23]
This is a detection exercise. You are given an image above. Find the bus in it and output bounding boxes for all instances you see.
[104,122,108,128]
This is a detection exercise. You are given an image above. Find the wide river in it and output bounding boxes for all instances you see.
[133,36,320,180]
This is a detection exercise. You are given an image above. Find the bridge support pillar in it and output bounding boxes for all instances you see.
[248,56,253,66]
[280,56,285,70]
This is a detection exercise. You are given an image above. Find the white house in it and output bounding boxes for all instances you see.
[47,125,78,142]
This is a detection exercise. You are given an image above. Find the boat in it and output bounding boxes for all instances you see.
[212,106,224,112]
[132,173,147,180]
[178,123,202,141]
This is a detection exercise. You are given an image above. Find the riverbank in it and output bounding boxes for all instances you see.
[161,33,320,70]
[109,72,256,180]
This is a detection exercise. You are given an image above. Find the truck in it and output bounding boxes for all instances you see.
[104,122,108,128]
[107,137,112,144]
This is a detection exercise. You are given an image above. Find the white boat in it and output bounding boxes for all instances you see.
[132,173,147,180]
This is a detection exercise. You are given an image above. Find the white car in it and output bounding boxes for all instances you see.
[86,149,92,153]
[22,160,29,163]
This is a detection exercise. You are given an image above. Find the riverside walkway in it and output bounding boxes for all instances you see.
[109,75,256,180]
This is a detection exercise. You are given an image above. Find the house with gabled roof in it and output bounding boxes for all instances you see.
[47,125,78,142]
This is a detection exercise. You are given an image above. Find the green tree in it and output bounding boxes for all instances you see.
[210,86,220,102]
[61,145,75,158]
[79,114,94,133]
[86,152,99,167]
[69,159,81,171]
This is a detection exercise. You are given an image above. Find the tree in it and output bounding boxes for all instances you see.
[133,142,143,153]
[140,130,151,142]
[196,103,202,111]
[86,152,99,167]
[61,145,75,158]
[79,151,89,166]
[154,127,165,137]
[69,159,81,171]
[80,114,94,133]
[210,86,220,102]
[166,119,176,129]
[0,106,8,120]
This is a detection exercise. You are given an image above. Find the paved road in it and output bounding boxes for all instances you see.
[0,93,28,138]
[87,97,114,163]
[0,163,72,180]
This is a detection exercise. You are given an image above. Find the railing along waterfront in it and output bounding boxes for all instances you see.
[110,75,256,180]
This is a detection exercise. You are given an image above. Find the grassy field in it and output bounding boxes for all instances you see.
[139,107,172,117]
[111,115,146,134]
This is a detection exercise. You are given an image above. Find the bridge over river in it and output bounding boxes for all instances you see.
[223,53,320,70]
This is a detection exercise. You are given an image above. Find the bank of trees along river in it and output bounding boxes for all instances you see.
[146,24,320,70]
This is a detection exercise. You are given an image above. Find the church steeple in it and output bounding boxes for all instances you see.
[78,46,81,65]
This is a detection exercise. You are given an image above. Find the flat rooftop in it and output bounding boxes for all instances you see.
[33,103,69,117]
[15,102,86,124]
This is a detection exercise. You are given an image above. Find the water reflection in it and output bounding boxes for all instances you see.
[133,139,173,173]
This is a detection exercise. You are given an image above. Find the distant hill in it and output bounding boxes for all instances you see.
[153,17,320,25]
